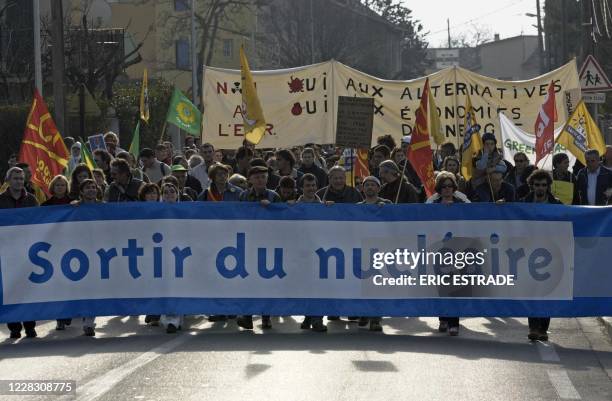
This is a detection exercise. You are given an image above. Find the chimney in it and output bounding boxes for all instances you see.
[494,33,500,41]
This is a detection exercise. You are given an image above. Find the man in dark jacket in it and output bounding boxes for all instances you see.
[472,171,516,203]
[298,147,327,189]
[104,159,144,202]
[576,149,612,206]
[521,169,562,342]
[378,160,418,204]
[0,167,38,339]
[316,166,363,203]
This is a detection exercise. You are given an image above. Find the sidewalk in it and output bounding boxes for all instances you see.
[598,317,612,339]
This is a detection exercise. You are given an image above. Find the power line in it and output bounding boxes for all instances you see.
[423,0,529,37]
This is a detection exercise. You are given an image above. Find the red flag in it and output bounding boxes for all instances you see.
[18,90,69,196]
[534,81,557,165]
[354,148,370,179]
[407,79,436,198]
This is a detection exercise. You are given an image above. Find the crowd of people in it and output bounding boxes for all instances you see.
[2,131,612,342]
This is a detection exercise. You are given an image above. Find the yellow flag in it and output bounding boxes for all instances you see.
[240,46,266,145]
[556,100,605,165]
[460,94,483,180]
[428,88,443,146]
[140,68,150,123]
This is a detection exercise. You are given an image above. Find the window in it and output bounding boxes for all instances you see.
[175,39,190,70]
[223,39,233,58]
[174,0,189,11]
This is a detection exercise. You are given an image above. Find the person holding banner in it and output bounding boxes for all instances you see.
[198,163,242,203]
[316,166,363,204]
[74,179,103,336]
[521,170,562,342]
[236,166,282,330]
[431,171,469,336]
[159,182,185,334]
[1,167,38,339]
[551,153,579,205]
[357,175,391,332]
[576,149,612,206]
[472,171,515,203]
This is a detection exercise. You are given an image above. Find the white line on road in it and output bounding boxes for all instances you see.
[547,369,581,400]
[537,342,560,362]
[73,323,207,401]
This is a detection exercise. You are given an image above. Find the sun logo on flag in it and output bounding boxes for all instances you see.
[176,102,195,125]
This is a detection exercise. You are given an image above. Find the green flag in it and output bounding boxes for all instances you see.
[165,88,202,136]
[78,138,97,171]
[129,121,140,160]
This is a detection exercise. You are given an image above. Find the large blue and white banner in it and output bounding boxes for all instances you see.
[0,202,611,322]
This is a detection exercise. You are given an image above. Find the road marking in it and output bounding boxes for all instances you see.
[547,370,581,400]
[74,323,206,401]
[537,342,560,362]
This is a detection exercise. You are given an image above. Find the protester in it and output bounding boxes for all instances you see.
[213,150,224,164]
[369,145,391,178]
[504,152,532,189]
[472,171,515,203]
[356,175,391,332]
[73,179,102,336]
[69,164,93,200]
[431,172,469,336]
[472,133,507,189]
[298,147,327,189]
[42,175,72,206]
[229,173,248,190]
[434,141,457,171]
[156,143,172,166]
[104,159,144,202]
[0,162,48,204]
[92,168,107,197]
[103,132,125,157]
[67,142,82,173]
[250,157,280,190]
[93,149,113,184]
[171,164,198,201]
[159,182,185,334]
[117,151,149,183]
[551,153,579,205]
[521,170,562,341]
[236,166,281,330]
[0,167,38,339]
[276,149,303,182]
[278,176,298,203]
[604,145,612,169]
[378,160,418,204]
[576,149,612,206]
[140,148,170,184]
[316,166,363,203]
[441,155,467,194]
[199,163,242,202]
[161,175,193,201]
[188,154,210,190]
[199,143,215,168]
[138,183,161,202]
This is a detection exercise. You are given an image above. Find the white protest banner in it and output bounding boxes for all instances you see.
[203,61,333,149]
[203,60,580,149]
[499,112,575,170]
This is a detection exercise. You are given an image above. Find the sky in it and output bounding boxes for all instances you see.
[404,0,540,47]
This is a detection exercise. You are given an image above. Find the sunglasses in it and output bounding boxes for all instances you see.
[515,159,528,163]
[441,184,454,189]
[532,183,548,188]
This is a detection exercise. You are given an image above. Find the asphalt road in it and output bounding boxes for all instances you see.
[0,316,611,401]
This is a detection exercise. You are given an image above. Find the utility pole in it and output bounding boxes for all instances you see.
[33,0,42,95]
[536,0,544,74]
[190,0,197,105]
[51,0,66,136]
[447,18,451,48]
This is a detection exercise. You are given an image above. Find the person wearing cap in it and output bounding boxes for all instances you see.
[140,147,171,184]
[356,175,391,332]
[472,132,507,189]
[236,165,281,331]
[378,160,418,204]
[171,164,198,201]
[316,166,363,204]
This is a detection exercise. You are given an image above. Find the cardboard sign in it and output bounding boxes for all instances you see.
[335,96,374,148]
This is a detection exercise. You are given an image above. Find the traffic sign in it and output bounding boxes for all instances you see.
[579,55,612,92]
[582,92,606,104]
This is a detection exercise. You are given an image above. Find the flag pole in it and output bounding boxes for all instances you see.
[159,121,167,144]
[350,148,354,187]
[395,156,409,204]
